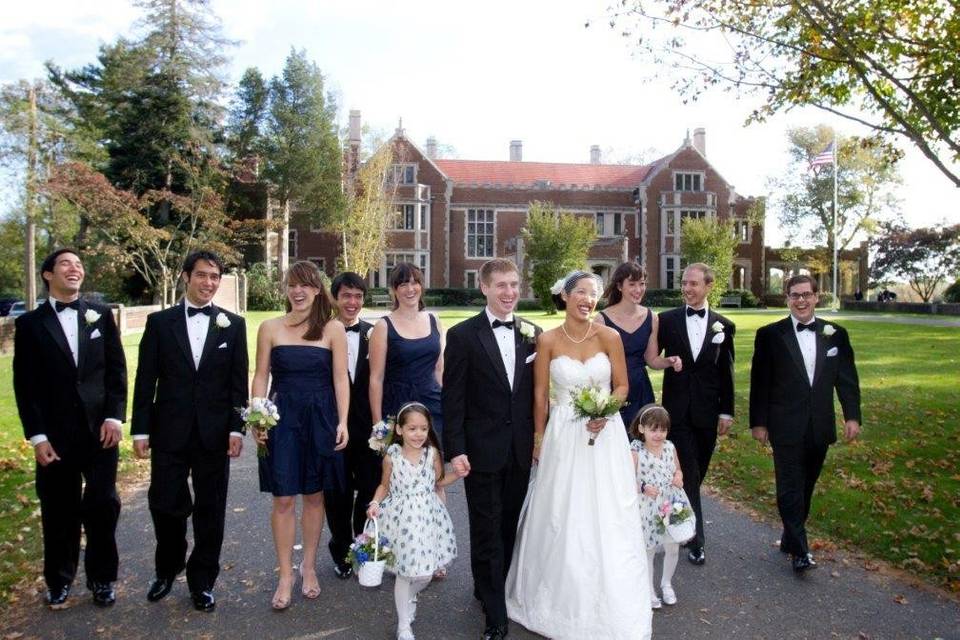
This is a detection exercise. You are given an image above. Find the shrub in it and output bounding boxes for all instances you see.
[721,289,760,308]
[944,279,960,303]
[246,263,284,311]
[643,289,683,308]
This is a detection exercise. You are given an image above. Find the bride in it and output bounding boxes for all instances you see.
[505,270,652,639]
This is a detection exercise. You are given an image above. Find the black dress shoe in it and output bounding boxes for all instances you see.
[482,625,508,640]
[45,584,71,609]
[87,581,116,607]
[686,546,706,565]
[191,589,216,612]
[333,561,353,580]
[147,577,175,602]
[792,553,817,573]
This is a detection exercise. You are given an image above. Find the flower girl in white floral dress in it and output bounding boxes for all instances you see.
[630,403,690,609]
[367,402,460,640]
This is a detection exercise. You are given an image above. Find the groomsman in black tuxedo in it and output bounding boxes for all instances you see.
[13,248,127,608]
[324,271,378,579]
[750,274,861,573]
[443,258,539,640]
[131,251,248,611]
[657,262,735,566]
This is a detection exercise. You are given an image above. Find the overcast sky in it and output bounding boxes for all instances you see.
[3,0,956,246]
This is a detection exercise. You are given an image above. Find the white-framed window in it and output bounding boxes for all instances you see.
[420,204,428,231]
[464,270,478,289]
[466,209,495,258]
[391,204,416,230]
[680,209,707,223]
[596,212,625,237]
[663,255,679,290]
[674,172,704,192]
[733,219,750,243]
[288,229,298,259]
[595,212,605,236]
[391,163,417,185]
[614,212,623,235]
[308,256,325,272]
[664,210,676,237]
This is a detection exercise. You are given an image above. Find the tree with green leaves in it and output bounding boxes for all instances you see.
[770,125,901,291]
[337,145,396,277]
[871,223,960,303]
[679,216,740,307]
[226,67,269,164]
[522,201,597,312]
[605,1,960,186]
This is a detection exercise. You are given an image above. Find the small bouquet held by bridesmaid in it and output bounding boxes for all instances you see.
[569,384,627,445]
[238,397,280,457]
[657,496,696,543]
[368,416,396,455]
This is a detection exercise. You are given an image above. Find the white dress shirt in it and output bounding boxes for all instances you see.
[791,314,817,386]
[345,322,361,382]
[485,307,516,389]
[685,304,709,362]
[31,297,121,447]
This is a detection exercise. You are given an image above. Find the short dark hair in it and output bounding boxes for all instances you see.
[182,251,225,277]
[785,274,819,294]
[40,248,81,291]
[331,271,368,297]
[604,261,647,305]
[389,262,425,311]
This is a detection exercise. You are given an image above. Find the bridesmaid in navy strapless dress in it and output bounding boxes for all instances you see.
[381,315,444,435]
[599,310,654,426]
[258,346,346,496]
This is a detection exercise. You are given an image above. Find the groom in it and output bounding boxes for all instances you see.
[443,258,539,640]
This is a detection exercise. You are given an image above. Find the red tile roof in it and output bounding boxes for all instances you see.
[433,159,654,189]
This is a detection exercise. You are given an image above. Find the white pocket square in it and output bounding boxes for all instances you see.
[711,332,725,344]
[525,353,537,364]
[826,346,838,357]
[90,329,102,339]
[218,342,227,349]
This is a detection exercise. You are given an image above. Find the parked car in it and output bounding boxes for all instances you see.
[7,300,46,317]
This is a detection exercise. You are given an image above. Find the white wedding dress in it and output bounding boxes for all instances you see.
[505,352,653,640]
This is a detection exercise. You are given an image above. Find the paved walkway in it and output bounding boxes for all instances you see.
[2,445,958,640]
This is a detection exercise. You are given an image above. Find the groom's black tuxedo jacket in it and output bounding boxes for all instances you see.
[657,306,735,430]
[442,311,539,473]
[13,300,127,452]
[749,317,861,448]
[131,302,248,452]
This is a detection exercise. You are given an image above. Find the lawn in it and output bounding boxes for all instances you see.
[0,308,956,598]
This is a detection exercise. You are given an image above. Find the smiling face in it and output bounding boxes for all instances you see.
[787,280,818,324]
[619,276,647,306]
[562,276,600,321]
[681,266,712,309]
[43,251,84,300]
[182,259,222,306]
[335,285,364,325]
[481,268,520,319]
[393,277,422,309]
[397,410,430,450]
[287,279,320,313]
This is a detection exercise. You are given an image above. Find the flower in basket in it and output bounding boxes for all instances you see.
[570,384,627,446]
[656,497,694,534]
[368,416,396,455]
[238,397,280,457]
[347,532,396,571]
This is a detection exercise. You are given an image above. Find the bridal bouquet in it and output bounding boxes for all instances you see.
[569,384,627,445]
[657,496,696,543]
[239,397,280,457]
[368,417,396,455]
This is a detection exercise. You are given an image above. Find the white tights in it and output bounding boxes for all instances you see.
[395,575,431,638]
[646,542,679,596]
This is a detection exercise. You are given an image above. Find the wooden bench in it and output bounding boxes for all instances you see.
[719,294,742,308]
[371,294,392,307]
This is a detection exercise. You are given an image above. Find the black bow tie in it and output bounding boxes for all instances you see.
[55,300,80,313]
[796,322,815,332]
[491,319,515,330]
[686,307,706,318]
[345,323,362,333]
[187,305,212,317]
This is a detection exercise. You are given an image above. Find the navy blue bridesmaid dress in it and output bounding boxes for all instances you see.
[600,310,655,428]
[381,315,443,437]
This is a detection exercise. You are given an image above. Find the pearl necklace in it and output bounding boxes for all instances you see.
[561,320,593,344]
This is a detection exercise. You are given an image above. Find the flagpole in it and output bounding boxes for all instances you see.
[831,135,839,311]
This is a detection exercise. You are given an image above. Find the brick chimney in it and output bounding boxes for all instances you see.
[349,110,361,146]
[510,140,523,162]
[693,127,706,157]
[590,145,601,165]
[426,136,437,159]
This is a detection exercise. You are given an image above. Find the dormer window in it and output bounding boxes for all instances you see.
[392,164,417,185]
[674,172,703,192]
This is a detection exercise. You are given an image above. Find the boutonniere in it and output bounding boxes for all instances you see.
[711,320,724,333]
[822,324,836,337]
[84,309,101,326]
[215,312,231,329]
[518,321,536,344]
[710,320,725,344]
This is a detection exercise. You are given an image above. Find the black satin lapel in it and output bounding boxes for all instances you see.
[511,324,525,394]
[40,303,76,368]
[197,305,220,371]
[476,316,511,392]
[812,320,827,388]
[76,300,90,374]
[701,310,717,362]
[779,319,810,385]
[676,309,695,364]
[170,303,194,369]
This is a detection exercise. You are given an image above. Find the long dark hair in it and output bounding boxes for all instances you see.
[389,262,425,311]
[394,403,444,479]
[604,261,647,305]
[283,261,333,341]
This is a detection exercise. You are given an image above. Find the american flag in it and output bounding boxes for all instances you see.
[810,141,835,168]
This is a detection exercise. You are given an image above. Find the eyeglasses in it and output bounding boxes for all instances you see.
[788,292,817,301]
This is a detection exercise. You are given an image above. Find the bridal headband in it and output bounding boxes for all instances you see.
[637,405,665,425]
[549,270,604,296]
[396,401,428,420]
